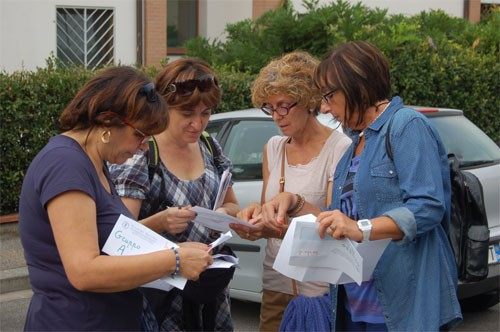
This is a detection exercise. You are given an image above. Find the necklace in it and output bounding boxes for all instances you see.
[359,101,390,137]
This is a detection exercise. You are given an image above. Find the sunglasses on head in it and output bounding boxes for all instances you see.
[166,74,218,97]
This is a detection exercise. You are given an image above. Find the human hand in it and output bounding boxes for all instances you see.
[230,221,264,241]
[177,247,213,281]
[236,202,261,222]
[158,206,194,235]
[260,192,296,232]
[177,241,211,251]
[316,209,362,241]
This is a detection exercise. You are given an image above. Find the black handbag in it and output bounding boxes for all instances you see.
[181,244,236,304]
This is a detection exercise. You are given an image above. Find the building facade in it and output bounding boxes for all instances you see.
[0,0,495,72]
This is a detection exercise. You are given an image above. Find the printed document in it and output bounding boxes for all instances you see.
[213,169,232,210]
[273,214,390,285]
[102,214,238,292]
[191,206,257,232]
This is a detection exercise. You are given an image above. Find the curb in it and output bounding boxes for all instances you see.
[0,267,30,294]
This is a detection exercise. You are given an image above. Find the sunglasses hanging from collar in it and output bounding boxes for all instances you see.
[166,74,218,97]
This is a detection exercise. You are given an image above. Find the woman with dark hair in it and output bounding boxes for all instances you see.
[258,41,463,331]
[18,66,213,331]
[109,58,239,331]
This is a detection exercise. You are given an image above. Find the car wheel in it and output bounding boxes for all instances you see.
[460,288,500,312]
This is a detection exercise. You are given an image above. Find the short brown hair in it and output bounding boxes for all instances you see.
[59,66,168,135]
[155,57,222,110]
[315,41,391,126]
[252,51,321,114]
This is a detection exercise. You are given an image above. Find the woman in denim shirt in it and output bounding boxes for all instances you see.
[259,41,463,331]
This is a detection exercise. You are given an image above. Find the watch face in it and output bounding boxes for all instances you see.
[359,220,370,227]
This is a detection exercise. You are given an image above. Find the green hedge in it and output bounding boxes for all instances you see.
[1,1,499,214]
[0,60,254,215]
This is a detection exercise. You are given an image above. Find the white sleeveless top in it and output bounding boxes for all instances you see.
[262,131,351,296]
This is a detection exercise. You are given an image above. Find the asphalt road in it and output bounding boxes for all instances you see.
[1,290,498,331]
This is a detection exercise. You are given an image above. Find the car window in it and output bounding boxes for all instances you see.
[223,119,282,181]
[428,115,500,168]
[205,120,225,138]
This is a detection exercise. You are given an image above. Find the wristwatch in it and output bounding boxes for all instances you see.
[357,219,372,242]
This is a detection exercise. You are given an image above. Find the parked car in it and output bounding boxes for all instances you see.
[206,107,500,309]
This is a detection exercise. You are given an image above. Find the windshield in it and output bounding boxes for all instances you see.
[428,115,500,168]
[221,119,282,181]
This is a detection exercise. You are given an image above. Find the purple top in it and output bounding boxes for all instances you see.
[18,135,142,331]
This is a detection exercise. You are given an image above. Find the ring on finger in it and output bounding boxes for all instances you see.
[329,225,335,232]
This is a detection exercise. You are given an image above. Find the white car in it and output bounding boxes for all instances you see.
[206,107,500,309]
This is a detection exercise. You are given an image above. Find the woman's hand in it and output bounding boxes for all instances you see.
[230,203,263,240]
[157,206,194,234]
[260,192,297,232]
[316,209,362,242]
[177,247,213,281]
[177,241,211,251]
[236,202,261,222]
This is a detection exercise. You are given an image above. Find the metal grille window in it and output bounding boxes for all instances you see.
[56,7,114,69]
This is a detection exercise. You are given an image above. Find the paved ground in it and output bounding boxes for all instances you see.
[1,222,498,332]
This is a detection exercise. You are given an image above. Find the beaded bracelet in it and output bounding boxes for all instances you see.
[171,247,180,277]
[287,194,305,217]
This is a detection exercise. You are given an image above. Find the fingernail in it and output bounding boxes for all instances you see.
[277,219,283,224]
[207,244,212,248]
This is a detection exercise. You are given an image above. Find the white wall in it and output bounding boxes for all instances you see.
[290,0,464,17]
[199,0,253,42]
[0,0,137,73]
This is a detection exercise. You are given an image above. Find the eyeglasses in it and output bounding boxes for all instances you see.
[166,74,218,97]
[322,88,339,103]
[100,112,150,145]
[261,102,298,116]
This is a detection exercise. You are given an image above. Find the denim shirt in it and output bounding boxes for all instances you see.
[329,96,462,331]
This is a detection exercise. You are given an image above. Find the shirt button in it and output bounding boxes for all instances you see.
[389,170,394,174]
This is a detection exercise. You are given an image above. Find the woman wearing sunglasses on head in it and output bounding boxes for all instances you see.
[18,66,213,331]
[109,58,239,331]
[229,51,351,332]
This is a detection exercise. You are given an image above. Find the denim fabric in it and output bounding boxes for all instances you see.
[329,97,462,331]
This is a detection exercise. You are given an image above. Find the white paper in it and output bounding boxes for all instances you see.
[102,214,187,290]
[191,206,257,232]
[208,230,233,250]
[273,214,391,285]
[213,169,232,210]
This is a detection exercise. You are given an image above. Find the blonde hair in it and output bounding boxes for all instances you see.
[251,51,321,114]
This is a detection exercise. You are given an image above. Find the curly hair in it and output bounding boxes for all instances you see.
[251,51,321,114]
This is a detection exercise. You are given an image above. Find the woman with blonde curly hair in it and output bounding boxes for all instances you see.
[230,51,351,331]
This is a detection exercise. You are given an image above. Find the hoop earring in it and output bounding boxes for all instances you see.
[101,130,111,144]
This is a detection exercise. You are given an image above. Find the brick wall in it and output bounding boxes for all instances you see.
[252,0,282,20]
[144,0,166,68]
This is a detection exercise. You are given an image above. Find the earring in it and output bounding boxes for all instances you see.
[309,109,315,114]
[101,130,111,144]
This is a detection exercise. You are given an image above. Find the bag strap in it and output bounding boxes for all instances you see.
[144,137,172,216]
[201,130,224,172]
[385,106,403,161]
[144,133,221,215]
[280,137,298,298]
[279,137,292,193]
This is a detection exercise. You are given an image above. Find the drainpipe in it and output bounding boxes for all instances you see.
[136,0,144,66]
